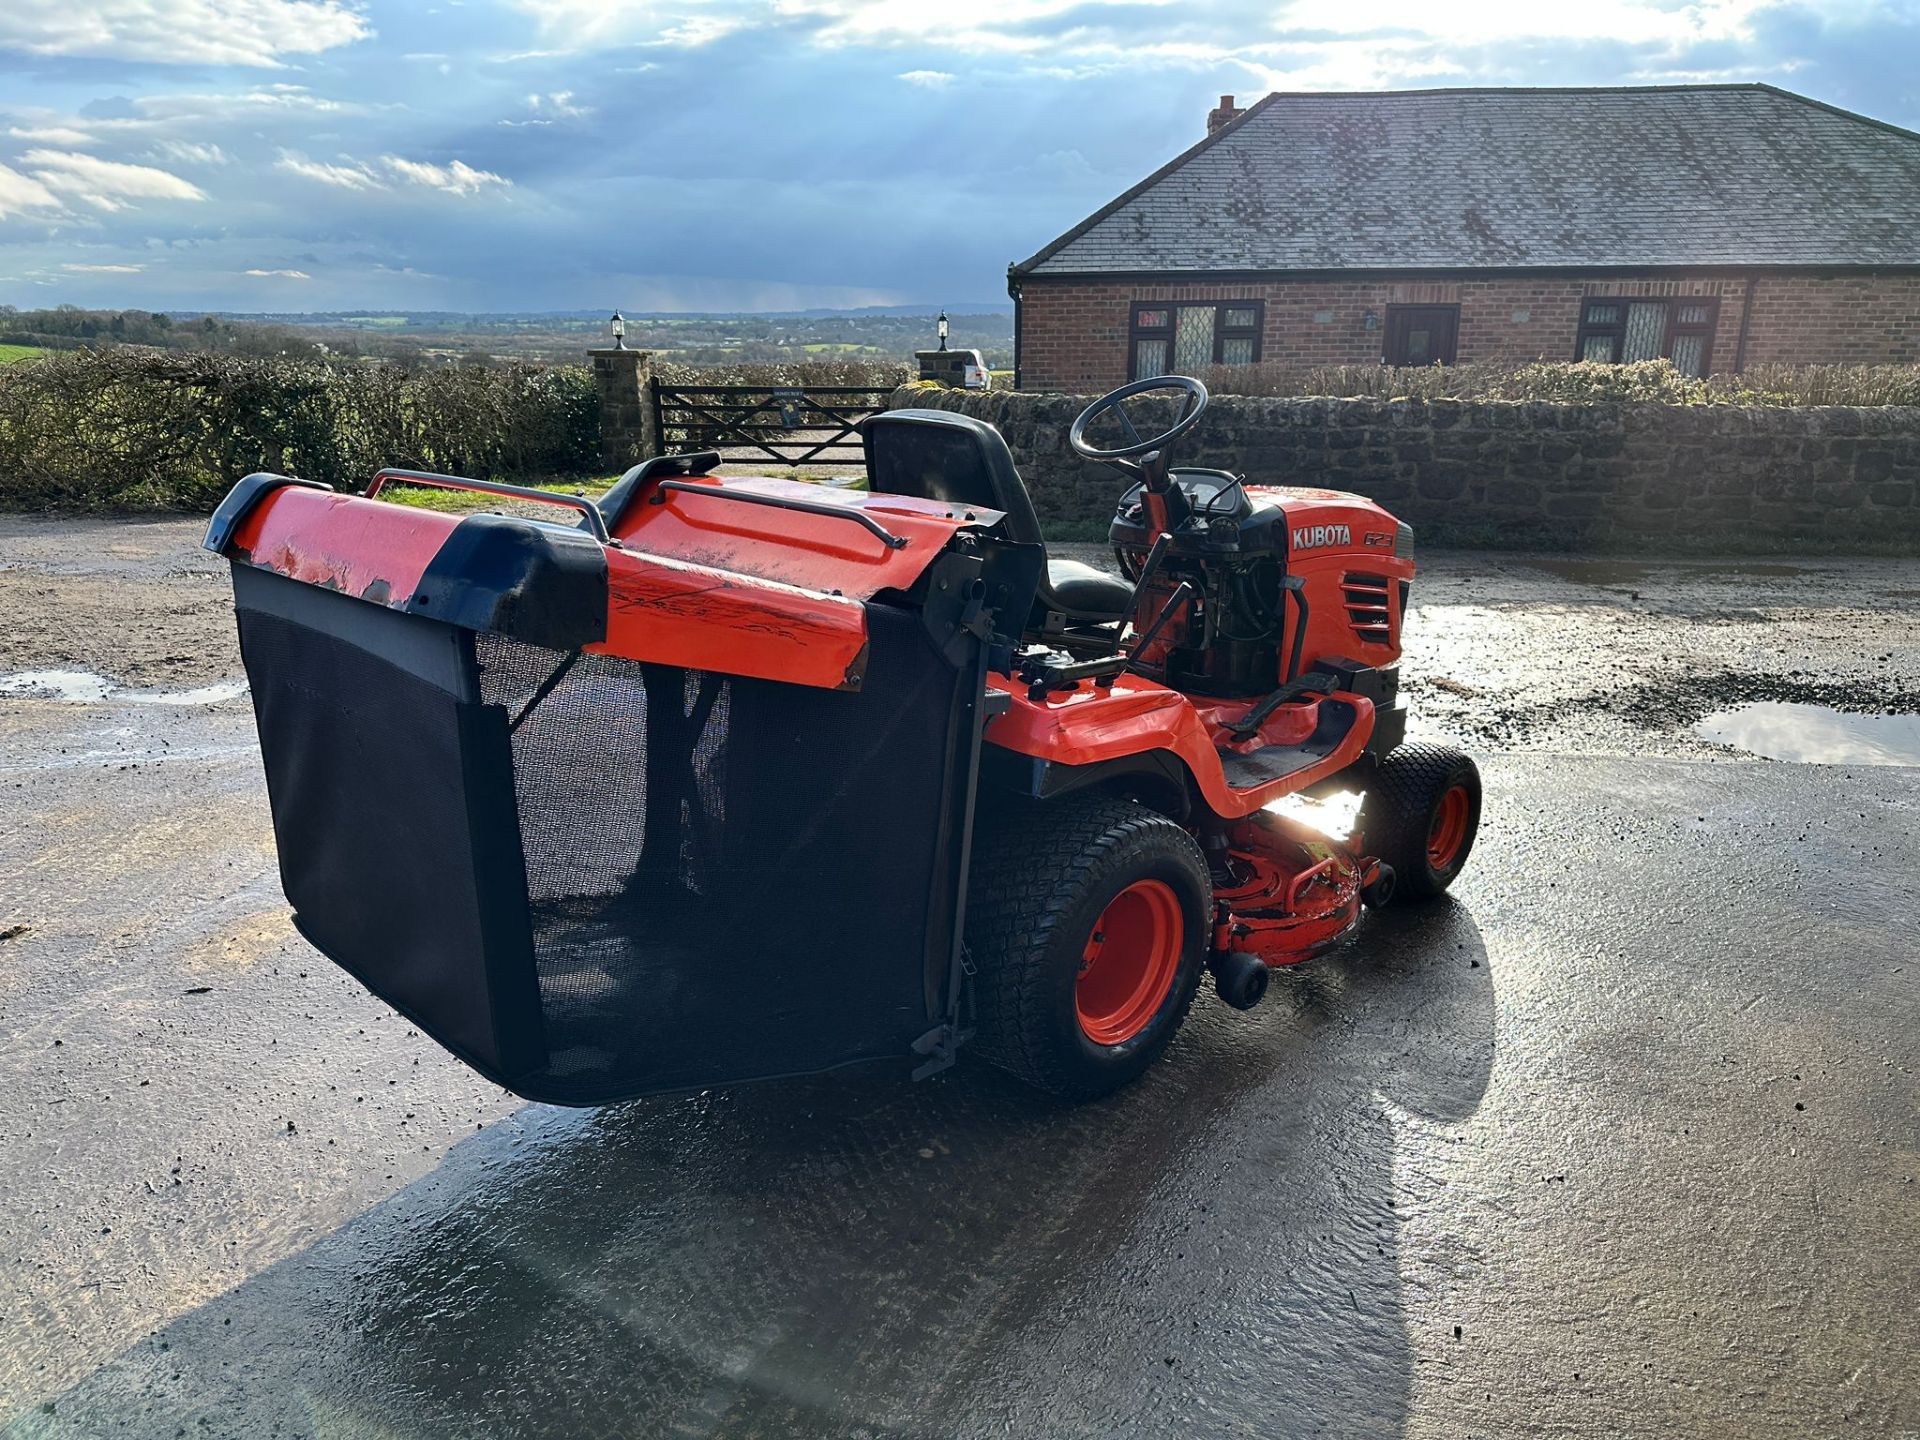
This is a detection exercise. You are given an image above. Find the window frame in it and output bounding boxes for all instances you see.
[1574,296,1720,374]
[1129,300,1265,380]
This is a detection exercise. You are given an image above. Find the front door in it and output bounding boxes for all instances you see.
[1383,305,1459,366]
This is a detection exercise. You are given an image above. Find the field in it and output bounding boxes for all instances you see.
[0,343,45,363]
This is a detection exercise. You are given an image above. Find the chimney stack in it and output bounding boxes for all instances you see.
[1207,94,1244,136]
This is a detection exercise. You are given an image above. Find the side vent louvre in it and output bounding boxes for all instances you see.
[1342,571,1393,646]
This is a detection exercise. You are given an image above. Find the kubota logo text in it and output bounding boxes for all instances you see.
[1291,524,1351,550]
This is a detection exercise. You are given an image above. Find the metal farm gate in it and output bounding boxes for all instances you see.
[648,381,896,467]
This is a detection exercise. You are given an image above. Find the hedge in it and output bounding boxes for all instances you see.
[1196,358,1920,406]
[0,349,599,510]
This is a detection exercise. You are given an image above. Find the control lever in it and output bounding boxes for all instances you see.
[1224,671,1339,739]
[1099,581,1195,689]
[1105,530,1172,657]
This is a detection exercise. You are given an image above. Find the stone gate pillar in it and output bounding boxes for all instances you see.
[589,347,658,470]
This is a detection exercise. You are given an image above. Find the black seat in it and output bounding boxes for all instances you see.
[859,409,1134,625]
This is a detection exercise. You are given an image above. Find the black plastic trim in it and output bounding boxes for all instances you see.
[597,451,723,530]
[404,512,609,651]
[1216,699,1358,789]
[203,472,333,554]
[980,743,1193,821]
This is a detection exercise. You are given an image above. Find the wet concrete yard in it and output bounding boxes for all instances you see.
[2,519,1917,1438]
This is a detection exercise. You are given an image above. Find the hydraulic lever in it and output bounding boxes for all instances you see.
[1021,580,1197,699]
[1106,530,1172,657]
[1101,580,1195,688]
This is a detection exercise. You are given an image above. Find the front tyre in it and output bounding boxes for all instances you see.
[965,796,1210,1099]
[1363,743,1482,900]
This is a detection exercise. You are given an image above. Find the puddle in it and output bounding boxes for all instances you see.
[1696,701,1920,766]
[0,669,248,706]
[1525,558,1656,586]
[1527,558,1812,587]
[1714,563,1813,578]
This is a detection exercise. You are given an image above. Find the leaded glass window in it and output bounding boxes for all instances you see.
[1173,307,1216,371]
[1128,301,1264,378]
[1574,297,1719,374]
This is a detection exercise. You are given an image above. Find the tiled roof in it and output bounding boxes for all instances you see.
[1015,85,1920,276]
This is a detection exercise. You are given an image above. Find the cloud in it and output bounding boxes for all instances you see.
[21,150,206,212]
[380,156,511,195]
[655,14,745,45]
[1275,0,1774,47]
[276,151,382,189]
[152,141,231,166]
[62,261,146,272]
[504,0,748,47]
[0,0,369,67]
[0,162,64,218]
[526,90,592,118]
[8,125,96,146]
[276,151,511,196]
[0,0,1910,313]
[244,267,311,278]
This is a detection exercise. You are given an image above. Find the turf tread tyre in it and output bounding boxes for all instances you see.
[1364,742,1481,901]
[966,795,1208,1099]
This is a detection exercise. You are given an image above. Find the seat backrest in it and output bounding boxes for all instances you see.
[859,409,1043,548]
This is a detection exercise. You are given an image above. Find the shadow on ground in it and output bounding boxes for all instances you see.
[13,903,1492,1440]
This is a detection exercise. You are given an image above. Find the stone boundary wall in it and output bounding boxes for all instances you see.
[887,386,1920,550]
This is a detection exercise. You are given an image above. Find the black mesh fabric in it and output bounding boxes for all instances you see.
[234,563,968,1104]
[476,600,967,1101]
[233,568,544,1083]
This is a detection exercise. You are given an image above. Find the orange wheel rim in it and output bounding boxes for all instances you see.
[1427,786,1470,871]
[1076,879,1183,1046]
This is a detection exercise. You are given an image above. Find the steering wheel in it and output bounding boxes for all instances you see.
[1068,375,1210,465]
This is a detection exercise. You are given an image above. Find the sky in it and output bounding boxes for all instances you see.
[0,0,1915,314]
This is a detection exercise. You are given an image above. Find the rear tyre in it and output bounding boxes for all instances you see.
[1364,743,1481,901]
[966,796,1210,1099]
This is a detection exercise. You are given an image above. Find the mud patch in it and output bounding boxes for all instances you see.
[1697,702,1920,765]
[0,570,238,687]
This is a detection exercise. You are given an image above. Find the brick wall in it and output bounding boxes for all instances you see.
[1739,274,1920,366]
[1014,271,1920,391]
[889,386,1920,552]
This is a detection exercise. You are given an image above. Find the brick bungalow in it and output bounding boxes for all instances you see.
[1007,85,1920,392]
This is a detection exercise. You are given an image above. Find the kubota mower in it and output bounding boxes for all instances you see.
[205,375,1479,1102]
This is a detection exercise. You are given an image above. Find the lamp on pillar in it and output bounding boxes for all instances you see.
[936,310,949,352]
[590,317,654,467]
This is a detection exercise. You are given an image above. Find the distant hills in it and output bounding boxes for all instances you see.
[179,302,1013,325]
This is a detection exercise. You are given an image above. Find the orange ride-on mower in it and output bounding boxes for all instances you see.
[205,375,1478,1103]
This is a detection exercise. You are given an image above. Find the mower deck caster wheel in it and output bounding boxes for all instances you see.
[1361,863,1397,909]
[1363,742,1482,901]
[965,795,1210,1099]
[1211,951,1270,1010]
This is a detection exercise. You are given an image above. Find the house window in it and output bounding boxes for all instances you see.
[1384,304,1460,366]
[1132,301,1263,379]
[1575,298,1719,376]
